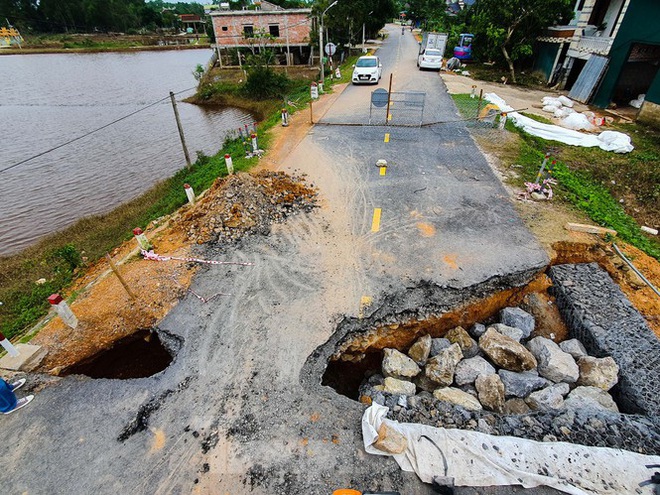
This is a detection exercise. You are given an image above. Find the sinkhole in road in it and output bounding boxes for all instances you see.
[316,263,660,454]
[322,273,566,401]
[63,329,173,379]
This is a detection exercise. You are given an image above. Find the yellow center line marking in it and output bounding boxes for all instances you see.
[379,167,386,176]
[387,113,392,121]
[384,133,390,143]
[371,208,382,232]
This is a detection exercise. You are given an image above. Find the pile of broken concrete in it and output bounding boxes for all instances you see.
[357,307,660,452]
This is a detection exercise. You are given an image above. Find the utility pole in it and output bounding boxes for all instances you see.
[319,0,339,85]
[362,11,373,54]
[169,91,192,168]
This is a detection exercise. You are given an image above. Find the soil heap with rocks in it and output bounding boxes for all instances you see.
[180,171,317,246]
[359,306,660,455]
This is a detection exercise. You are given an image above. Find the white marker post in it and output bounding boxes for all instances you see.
[281,108,289,127]
[470,85,477,98]
[0,331,19,357]
[48,294,78,329]
[499,112,507,129]
[310,82,319,99]
[132,228,152,251]
[184,183,195,205]
[224,154,234,174]
[251,133,259,153]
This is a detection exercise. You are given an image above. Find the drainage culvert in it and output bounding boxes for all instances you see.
[63,328,177,379]
[316,268,660,455]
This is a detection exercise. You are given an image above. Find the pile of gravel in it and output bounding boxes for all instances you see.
[180,171,317,246]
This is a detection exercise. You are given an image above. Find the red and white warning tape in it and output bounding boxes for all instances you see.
[141,250,253,266]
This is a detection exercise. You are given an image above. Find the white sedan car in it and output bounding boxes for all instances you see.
[417,49,443,70]
[352,56,382,84]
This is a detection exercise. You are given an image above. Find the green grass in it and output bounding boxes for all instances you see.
[0,59,339,342]
[451,93,660,261]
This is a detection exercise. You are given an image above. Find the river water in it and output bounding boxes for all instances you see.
[0,49,254,256]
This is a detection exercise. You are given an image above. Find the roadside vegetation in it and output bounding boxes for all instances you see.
[451,93,660,261]
[0,49,360,342]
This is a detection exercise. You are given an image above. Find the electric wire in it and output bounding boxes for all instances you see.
[0,86,197,175]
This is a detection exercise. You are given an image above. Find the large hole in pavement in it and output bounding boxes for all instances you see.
[317,267,660,454]
[62,329,173,379]
[322,273,568,401]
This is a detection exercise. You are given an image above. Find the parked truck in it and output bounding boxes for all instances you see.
[418,32,448,58]
[417,32,448,70]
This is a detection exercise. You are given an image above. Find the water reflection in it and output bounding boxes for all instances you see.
[0,50,254,255]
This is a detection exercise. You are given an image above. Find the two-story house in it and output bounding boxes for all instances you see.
[537,0,660,125]
[210,1,312,66]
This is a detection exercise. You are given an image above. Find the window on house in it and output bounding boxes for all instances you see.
[269,24,280,37]
[222,26,228,31]
[243,25,254,36]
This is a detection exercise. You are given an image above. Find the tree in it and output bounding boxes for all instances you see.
[473,0,573,83]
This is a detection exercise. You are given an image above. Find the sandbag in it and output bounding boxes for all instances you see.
[562,112,595,131]
[558,95,574,108]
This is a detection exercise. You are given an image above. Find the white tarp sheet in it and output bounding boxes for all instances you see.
[362,403,660,494]
[484,93,634,153]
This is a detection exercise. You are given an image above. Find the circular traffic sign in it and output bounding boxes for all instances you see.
[371,88,389,108]
[324,42,336,56]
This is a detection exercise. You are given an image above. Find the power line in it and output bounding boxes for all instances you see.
[0,86,197,175]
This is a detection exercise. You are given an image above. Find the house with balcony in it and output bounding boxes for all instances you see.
[537,0,660,125]
[210,0,312,66]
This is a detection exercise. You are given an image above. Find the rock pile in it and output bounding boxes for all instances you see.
[180,171,317,245]
[356,306,660,452]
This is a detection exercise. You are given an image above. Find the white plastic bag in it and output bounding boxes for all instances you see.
[542,97,563,107]
[558,95,575,108]
[597,131,634,153]
[543,105,560,113]
[554,107,575,119]
[562,112,596,131]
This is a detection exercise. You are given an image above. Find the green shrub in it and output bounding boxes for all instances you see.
[242,66,291,100]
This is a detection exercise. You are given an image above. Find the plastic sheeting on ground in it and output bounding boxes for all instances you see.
[362,403,660,494]
[484,93,634,153]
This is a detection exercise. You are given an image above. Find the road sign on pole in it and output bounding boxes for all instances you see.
[324,42,336,56]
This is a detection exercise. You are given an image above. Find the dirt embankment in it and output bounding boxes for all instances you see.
[31,171,317,373]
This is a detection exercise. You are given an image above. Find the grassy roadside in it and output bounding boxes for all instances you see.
[451,93,660,261]
[0,58,355,342]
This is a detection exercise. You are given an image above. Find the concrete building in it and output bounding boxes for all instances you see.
[210,0,312,65]
[536,0,660,125]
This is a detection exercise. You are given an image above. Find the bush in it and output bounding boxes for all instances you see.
[242,66,291,100]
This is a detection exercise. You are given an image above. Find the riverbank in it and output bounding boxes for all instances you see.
[0,64,319,343]
[0,33,209,55]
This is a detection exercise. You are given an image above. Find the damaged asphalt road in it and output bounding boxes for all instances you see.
[0,25,555,494]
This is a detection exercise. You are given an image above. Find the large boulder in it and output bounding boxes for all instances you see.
[454,356,496,386]
[468,322,487,339]
[433,387,483,411]
[500,307,535,339]
[408,334,432,366]
[475,374,505,413]
[489,323,524,343]
[503,398,531,415]
[525,383,569,412]
[479,328,537,372]
[445,326,479,358]
[373,422,408,454]
[577,356,619,391]
[382,348,421,378]
[413,373,439,393]
[498,369,549,398]
[425,343,463,386]
[526,336,579,383]
[559,339,588,359]
[430,338,451,357]
[382,377,416,395]
[564,386,619,413]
